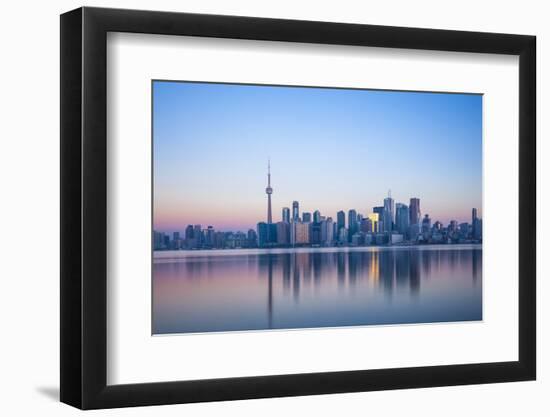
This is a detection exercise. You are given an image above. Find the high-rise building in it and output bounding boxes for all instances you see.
[265,160,273,224]
[193,225,202,246]
[302,212,312,223]
[383,190,395,232]
[313,210,321,223]
[321,217,334,246]
[291,221,310,245]
[282,207,290,223]
[367,213,379,233]
[360,217,372,233]
[292,201,300,221]
[348,209,358,241]
[205,226,215,247]
[153,231,165,250]
[310,222,322,245]
[337,210,346,232]
[276,221,290,245]
[184,225,194,240]
[247,229,257,247]
[421,215,431,234]
[373,206,384,232]
[472,208,482,240]
[257,222,277,247]
[409,198,421,226]
[395,203,410,235]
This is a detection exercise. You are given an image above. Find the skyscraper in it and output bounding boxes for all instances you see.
[409,198,421,226]
[302,212,312,223]
[292,201,300,221]
[373,206,385,232]
[396,203,410,235]
[367,213,379,233]
[282,207,290,223]
[265,160,273,224]
[313,210,321,223]
[348,209,358,241]
[383,190,395,232]
[276,221,290,245]
[337,210,345,232]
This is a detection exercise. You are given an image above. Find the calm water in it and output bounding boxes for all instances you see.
[153,245,482,334]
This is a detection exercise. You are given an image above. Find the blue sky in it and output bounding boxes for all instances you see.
[153,81,482,232]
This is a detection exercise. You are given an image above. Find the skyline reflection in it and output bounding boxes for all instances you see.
[153,245,482,334]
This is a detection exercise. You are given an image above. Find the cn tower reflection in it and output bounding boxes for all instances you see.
[153,246,482,334]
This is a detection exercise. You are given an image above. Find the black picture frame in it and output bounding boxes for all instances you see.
[60,6,536,410]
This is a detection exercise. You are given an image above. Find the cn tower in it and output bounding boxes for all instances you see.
[266,160,273,224]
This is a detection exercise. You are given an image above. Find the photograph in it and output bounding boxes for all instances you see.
[152,81,483,335]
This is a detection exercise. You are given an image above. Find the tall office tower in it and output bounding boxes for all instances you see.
[310,222,322,245]
[205,226,215,247]
[348,209,358,241]
[321,217,334,246]
[247,229,257,247]
[265,160,273,224]
[337,210,346,231]
[373,206,385,232]
[291,221,310,245]
[257,222,269,247]
[292,200,300,221]
[184,225,194,240]
[367,213,379,233]
[409,198,421,226]
[276,221,290,245]
[153,231,165,250]
[472,208,482,240]
[302,212,312,223]
[193,225,202,246]
[313,210,321,223]
[395,203,410,235]
[449,220,458,232]
[282,207,290,223]
[421,215,431,234]
[360,217,372,233]
[383,190,395,232]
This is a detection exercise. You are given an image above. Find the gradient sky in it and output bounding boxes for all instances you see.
[153,81,482,233]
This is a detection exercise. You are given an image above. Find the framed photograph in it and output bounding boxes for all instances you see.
[60,7,536,409]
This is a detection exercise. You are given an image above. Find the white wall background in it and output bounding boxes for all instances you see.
[0,0,545,415]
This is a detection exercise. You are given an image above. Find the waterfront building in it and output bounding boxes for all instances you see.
[276,221,291,245]
[348,209,358,241]
[282,207,290,223]
[257,222,277,247]
[153,231,165,250]
[291,221,310,245]
[360,217,372,233]
[396,203,410,235]
[337,210,346,233]
[292,201,300,221]
[247,229,257,247]
[409,198,421,226]
[367,212,379,233]
[321,217,334,246]
[313,210,321,223]
[383,191,395,232]
[310,222,322,245]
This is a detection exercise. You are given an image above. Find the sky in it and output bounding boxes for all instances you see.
[153,81,482,233]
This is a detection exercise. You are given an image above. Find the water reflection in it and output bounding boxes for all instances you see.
[153,245,482,334]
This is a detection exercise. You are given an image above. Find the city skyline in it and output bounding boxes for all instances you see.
[153,81,482,233]
[153,161,482,250]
